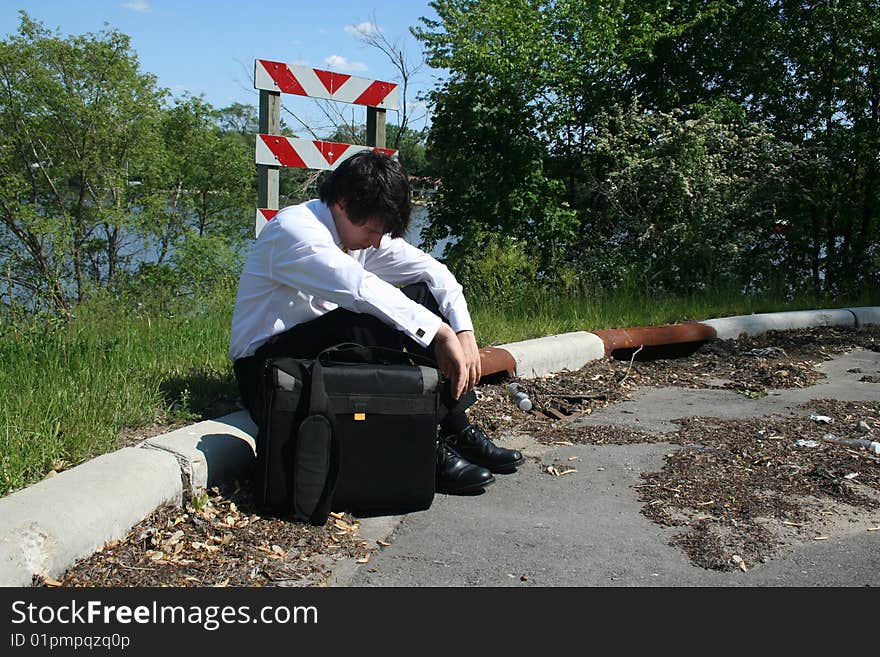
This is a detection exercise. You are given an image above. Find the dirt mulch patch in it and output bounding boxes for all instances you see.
[467,325,880,572]
[49,483,376,588]
[638,406,880,571]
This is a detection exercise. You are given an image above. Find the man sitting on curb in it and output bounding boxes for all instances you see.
[229,151,524,496]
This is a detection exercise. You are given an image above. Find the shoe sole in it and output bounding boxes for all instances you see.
[482,456,526,474]
[436,476,496,495]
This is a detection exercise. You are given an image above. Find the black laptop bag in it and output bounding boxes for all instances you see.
[254,344,441,524]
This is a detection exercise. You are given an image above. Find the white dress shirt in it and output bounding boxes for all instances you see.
[228,199,474,360]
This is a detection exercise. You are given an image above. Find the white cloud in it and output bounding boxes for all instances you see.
[345,21,380,37]
[123,1,151,11]
[323,55,368,72]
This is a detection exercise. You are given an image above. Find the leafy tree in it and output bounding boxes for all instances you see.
[0,14,260,315]
[416,0,879,296]
[158,96,254,239]
[0,12,165,312]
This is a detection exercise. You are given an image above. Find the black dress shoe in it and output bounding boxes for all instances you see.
[445,424,525,473]
[436,441,495,494]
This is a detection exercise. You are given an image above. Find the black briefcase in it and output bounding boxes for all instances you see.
[254,344,440,523]
[321,346,440,515]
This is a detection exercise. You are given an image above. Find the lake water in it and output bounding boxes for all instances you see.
[405,205,454,259]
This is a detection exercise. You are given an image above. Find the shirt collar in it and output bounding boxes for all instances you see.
[309,199,345,250]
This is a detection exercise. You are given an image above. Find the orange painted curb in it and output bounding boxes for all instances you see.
[591,323,717,355]
[478,346,516,380]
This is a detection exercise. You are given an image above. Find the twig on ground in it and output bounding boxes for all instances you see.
[617,345,644,386]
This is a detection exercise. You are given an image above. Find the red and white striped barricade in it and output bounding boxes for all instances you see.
[254,60,400,236]
[254,60,399,109]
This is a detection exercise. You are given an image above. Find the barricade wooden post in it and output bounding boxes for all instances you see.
[366,107,386,148]
[252,59,400,236]
[257,89,281,212]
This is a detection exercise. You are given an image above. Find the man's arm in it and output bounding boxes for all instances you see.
[361,237,474,335]
[363,237,481,397]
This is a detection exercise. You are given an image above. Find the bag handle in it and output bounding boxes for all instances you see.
[317,342,438,370]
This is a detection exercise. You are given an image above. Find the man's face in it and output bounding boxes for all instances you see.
[333,203,387,251]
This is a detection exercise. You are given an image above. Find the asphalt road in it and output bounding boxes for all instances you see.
[330,349,880,587]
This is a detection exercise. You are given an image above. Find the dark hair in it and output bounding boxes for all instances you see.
[319,151,412,239]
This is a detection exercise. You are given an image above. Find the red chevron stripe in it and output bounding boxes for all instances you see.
[259,208,279,220]
[258,60,308,96]
[260,134,307,168]
[314,68,351,95]
[314,140,351,166]
[354,80,397,107]
[373,147,397,157]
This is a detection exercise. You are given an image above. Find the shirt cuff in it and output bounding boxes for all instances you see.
[445,305,474,334]
[409,308,443,348]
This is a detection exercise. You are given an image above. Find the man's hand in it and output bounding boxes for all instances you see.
[433,325,480,400]
[456,330,481,394]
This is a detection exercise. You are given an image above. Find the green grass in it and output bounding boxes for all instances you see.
[1,281,878,497]
[0,290,237,497]
[470,283,880,345]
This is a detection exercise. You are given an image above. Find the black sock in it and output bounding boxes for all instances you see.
[441,411,469,436]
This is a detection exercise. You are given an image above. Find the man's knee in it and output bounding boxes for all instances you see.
[401,282,442,317]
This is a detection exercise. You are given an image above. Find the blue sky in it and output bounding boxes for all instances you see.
[1,1,443,134]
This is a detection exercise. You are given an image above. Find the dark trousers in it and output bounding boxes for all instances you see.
[233,283,474,430]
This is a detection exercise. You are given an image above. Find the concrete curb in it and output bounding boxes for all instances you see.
[848,306,880,328]
[0,448,182,586]
[2,305,878,586]
[0,413,257,586]
[142,411,257,491]
[499,332,606,379]
[702,308,856,340]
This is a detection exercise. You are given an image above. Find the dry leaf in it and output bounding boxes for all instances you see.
[567,456,579,461]
[558,468,577,476]
[42,577,63,587]
[813,535,831,541]
[782,521,803,527]
[356,554,371,564]
[866,527,880,532]
[229,502,238,514]
[213,578,230,588]
[377,540,391,547]
[546,465,559,476]
[272,545,286,557]
[330,512,345,520]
